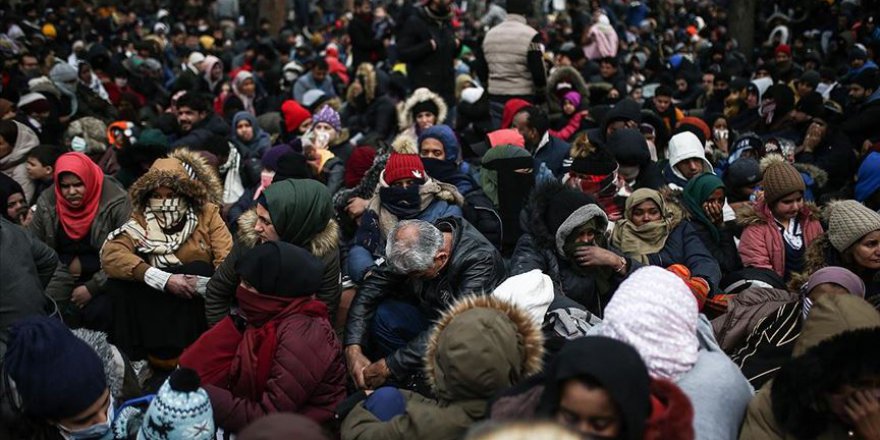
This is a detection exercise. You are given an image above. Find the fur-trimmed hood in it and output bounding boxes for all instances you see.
[645,378,695,440]
[735,199,821,227]
[235,208,339,258]
[397,87,448,131]
[793,162,829,189]
[547,66,590,114]
[168,148,224,206]
[128,157,210,215]
[425,295,544,404]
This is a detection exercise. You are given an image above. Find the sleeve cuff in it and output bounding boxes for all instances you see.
[144,267,171,291]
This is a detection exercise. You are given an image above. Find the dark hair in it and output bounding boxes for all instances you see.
[507,0,532,15]
[26,145,63,167]
[654,84,674,98]
[598,56,618,68]
[19,53,37,64]
[313,58,329,71]
[176,92,210,113]
[524,106,550,135]
[0,120,19,144]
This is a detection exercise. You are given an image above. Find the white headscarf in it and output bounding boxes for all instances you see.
[596,266,699,381]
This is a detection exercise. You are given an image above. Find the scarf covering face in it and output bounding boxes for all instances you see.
[596,266,699,380]
[369,172,463,235]
[682,173,725,243]
[422,157,474,195]
[112,197,198,268]
[54,152,105,240]
[566,170,622,221]
[263,179,333,247]
[610,188,672,264]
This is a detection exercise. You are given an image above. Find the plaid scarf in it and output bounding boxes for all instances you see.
[109,198,199,268]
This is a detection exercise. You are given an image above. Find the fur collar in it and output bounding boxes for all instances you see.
[168,148,225,206]
[397,87,448,132]
[236,209,339,258]
[735,200,821,227]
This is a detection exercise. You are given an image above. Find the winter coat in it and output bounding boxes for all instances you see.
[737,201,823,279]
[739,295,880,440]
[711,287,799,354]
[840,88,880,147]
[395,88,449,143]
[0,120,39,204]
[690,219,742,274]
[198,297,347,432]
[546,66,590,124]
[342,296,544,440]
[533,133,570,178]
[396,6,457,105]
[348,15,386,71]
[29,176,131,302]
[791,233,880,299]
[632,220,723,293]
[344,217,507,377]
[794,130,858,192]
[205,210,341,326]
[341,95,398,142]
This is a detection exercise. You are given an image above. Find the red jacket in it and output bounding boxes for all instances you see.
[645,379,694,440]
[738,200,823,278]
[181,294,346,432]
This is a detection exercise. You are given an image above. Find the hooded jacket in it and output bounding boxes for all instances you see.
[395,88,449,147]
[739,295,880,440]
[546,66,590,121]
[345,217,507,378]
[737,200,823,279]
[342,296,543,440]
[662,132,714,190]
[0,120,39,203]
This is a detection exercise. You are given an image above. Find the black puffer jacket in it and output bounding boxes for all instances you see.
[344,216,506,377]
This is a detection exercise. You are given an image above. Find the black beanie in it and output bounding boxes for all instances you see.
[723,157,761,188]
[606,128,651,166]
[273,152,314,183]
[236,241,325,297]
[571,145,618,176]
[411,100,439,118]
[545,187,597,237]
[506,0,531,15]
[795,92,824,118]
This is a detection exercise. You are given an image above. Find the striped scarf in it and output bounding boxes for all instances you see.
[111,198,199,268]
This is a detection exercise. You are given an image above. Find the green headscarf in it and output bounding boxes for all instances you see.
[682,173,725,243]
[262,179,333,247]
[610,188,671,264]
[480,145,531,208]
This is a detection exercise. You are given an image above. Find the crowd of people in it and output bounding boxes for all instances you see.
[1,0,880,438]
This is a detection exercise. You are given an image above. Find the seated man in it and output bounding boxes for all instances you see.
[344,217,506,390]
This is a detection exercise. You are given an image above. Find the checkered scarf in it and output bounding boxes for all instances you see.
[109,198,199,268]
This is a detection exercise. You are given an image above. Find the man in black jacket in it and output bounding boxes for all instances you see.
[396,0,459,108]
[169,92,230,150]
[348,0,387,72]
[344,217,506,389]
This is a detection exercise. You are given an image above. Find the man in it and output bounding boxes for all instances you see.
[293,59,337,103]
[592,56,627,99]
[482,0,546,128]
[645,84,683,132]
[846,45,879,80]
[344,218,506,389]
[795,100,858,192]
[695,71,715,110]
[170,92,230,149]
[348,0,386,72]
[397,0,459,108]
[771,43,803,85]
[1,53,41,102]
[512,106,570,177]
[840,69,880,148]
[662,131,714,190]
[796,70,820,99]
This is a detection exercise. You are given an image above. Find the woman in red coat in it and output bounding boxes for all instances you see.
[180,241,346,433]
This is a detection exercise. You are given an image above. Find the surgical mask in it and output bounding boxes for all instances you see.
[57,395,114,440]
[71,136,88,153]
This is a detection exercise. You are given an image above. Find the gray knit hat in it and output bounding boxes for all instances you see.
[827,200,880,252]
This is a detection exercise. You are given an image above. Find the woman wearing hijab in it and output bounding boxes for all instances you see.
[226,71,260,116]
[610,188,722,292]
[231,111,272,190]
[202,56,226,96]
[181,242,346,432]
[0,119,40,203]
[682,173,743,274]
[594,266,753,439]
[0,172,27,224]
[102,156,233,368]
[28,152,131,330]
[536,337,694,440]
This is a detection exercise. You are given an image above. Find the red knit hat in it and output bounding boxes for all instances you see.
[775,44,792,57]
[384,153,426,184]
[281,100,311,133]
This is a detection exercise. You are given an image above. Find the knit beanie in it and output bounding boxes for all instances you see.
[545,187,596,237]
[826,200,880,252]
[312,105,341,132]
[411,99,440,119]
[723,157,761,188]
[273,152,313,182]
[563,91,582,108]
[761,156,805,204]
[666,264,710,311]
[384,153,426,184]
[418,124,460,162]
[138,369,214,440]
[487,129,525,148]
[49,62,78,83]
[4,316,107,419]
[676,116,710,143]
[281,100,311,133]
[345,146,377,188]
[775,43,792,57]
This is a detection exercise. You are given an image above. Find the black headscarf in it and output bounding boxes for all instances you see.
[536,337,651,440]
[0,173,25,222]
[235,242,324,297]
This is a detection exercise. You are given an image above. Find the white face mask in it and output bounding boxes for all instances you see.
[57,395,114,440]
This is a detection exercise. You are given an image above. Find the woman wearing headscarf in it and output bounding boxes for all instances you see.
[206,179,342,328]
[0,119,39,203]
[49,62,117,123]
[226,70,260,116]
[202,55,226,96]
[682,173,743,274]
[28,152,130,330]
[610,188,722,292]
[101,156,233,368]
[231,111,272,191]
[535,337,694,440]
[593,266,753,440]
[0,172,27,224]
[181,242,347,432]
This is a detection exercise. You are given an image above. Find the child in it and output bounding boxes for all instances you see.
[25,144,62,204]
[549,91,585,142]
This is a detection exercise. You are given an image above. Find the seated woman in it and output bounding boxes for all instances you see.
[610,188,722,292]
[181,242,346,433]
[0,172,28,224]
[682,173,742,274]
[101,156,232,368]
[347,153,462,283]
[28,152,131,330]
[230,111,272,188]
[738,157,823,281]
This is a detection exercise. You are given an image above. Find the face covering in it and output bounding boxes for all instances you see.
[260,170,275,188]
[148,197,189,229]
[422,158,460,182]
[57,395,114,440]
[380,184,422,219]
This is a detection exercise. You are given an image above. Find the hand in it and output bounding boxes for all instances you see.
[802,122,825,153]
[165,274,197,298]
[846,390,880,440]
[346,197,370,218]
[345,345,372,390]
[18,208,33,227]
[430,39,437,51]
[703,201,724,225]
[363,359,391,390]
[71,285,92,308]
[574,246,621,268]
[714,137,729,154]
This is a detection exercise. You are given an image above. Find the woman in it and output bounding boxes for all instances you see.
[202,55,226,96]
[536,337,694,440]
[796,200,880,298]
[231,111,272,161]
[28,152,131,330]
[0,119,40,203]
[306,104,353,165]
[610,188,721,292]
[101,156,233,367]
[594,266,753,439]
[227,71,259,116]
[564,132,624,221]
[738,157,823,281]
[395,87,446,147]
[682,173,742,274]
[347,153,463,283]
[0,172,27,224]
[181,242,346,432]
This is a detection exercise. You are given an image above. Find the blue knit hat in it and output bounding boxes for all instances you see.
[418,124,460,163]
[4,316,107,419]
[138,368,214,440]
